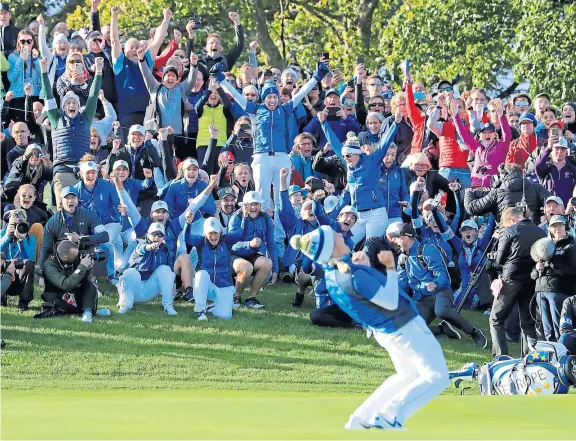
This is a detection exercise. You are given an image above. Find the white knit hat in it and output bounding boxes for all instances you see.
[61,91,80,110]
[341,132,362,156]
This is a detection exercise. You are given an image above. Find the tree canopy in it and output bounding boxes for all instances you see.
[25,0,572,102]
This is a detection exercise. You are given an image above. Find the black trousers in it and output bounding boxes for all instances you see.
[41,275,98,313]
[310,303,355,328]
[2,260,35,307]
[416,289,475,335]
[489,279,537,358]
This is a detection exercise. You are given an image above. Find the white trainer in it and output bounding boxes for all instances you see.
[117,307,130,314]
[81,310,93,323]
[344,415,369,430]
[164,305,178,316]
[368,415,405,430]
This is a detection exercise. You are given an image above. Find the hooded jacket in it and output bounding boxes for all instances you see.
[531,235,576,295]
[464,168,551,224]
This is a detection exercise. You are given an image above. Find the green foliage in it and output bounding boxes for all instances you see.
[513,0,576,103]
[6,0,50,27]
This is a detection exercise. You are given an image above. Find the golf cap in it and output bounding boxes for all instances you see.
[129,124,145,136]
[26,143,43,154]
[60,186,78,198]
[324,89,339,98]
[203,217,222,235]
[219,151,235,162]
[80,161,98,173]
[289,185,302,197]
[0,3,11,12]
[182,158,199,170]
[460,219,479,231]
[480,122,496,133]
[422,198,435,209]
[399,223,416,238]
[553,137,569,149]
[519,113,537,125]
[147,222,165,235]
[112,160,130,171]
[218,187,237,200]
[338,205,359,219]
[150,200,169,212]
[301,199,315,213]
[550,119,564,130]
[323,195,339,214]
[545,196,564,206]
[549,215,567,226]
[243,191,262,205]
[86,30,103,42]
[386,221,404,239]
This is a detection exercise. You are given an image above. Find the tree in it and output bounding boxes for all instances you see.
[7,0,51,27]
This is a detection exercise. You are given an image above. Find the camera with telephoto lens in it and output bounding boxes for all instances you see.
[10,259,25,270]
[80,250,107,262]
[9,222,29,237]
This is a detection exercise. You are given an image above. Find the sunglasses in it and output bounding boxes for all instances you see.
[150,232,165,238]
[68,59,82,64]
[439,86,453,92]
[30,152,42,158]
[92,38,102,43]
[368,102,384,108]
[343,154,354,159]
[368,82,382,87]
[20,39,34,44]
[342,101,356,106]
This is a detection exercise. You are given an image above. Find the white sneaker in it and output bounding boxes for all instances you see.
[196,311,208,321]
[164,305,178,316]
[96,308,111,317]
[82,310,93,323]
[117,307,130,314]
[344,415,369,430]
[368,415,405,430]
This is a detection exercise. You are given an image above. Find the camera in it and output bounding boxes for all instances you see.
[11,259,25,270]
[571,197,576,207]
[189,16,202,29]
[9,222,29,237]
[80,250,107,262]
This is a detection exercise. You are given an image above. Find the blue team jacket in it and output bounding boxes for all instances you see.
[322,121,398,211]
[129,239,171,280]
[73,179,121,224]
[227,209,279,273]
[324,254,418,333]
[380,164,409,218]
[0,230,36,260]
[184,227,234,288]
[163,178,216,221]
[134,218,183,267]
[398,240,452,301]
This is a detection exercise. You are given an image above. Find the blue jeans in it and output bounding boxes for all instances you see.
[537,292,569,342]
[439,167,471,189]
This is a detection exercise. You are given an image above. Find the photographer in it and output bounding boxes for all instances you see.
[40,240,99,323]
[490,207,546,357]
[38,186,109,273]
[531,215,576,342]
[0,209,35,310]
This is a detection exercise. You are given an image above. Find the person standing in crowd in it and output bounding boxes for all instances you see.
[490,207,546,357]
[379,144,409,226]
[535,137,576,206]
[215,187,237,229]
[531,215,576,342]
[40,55,102,209]
[559,295,576,355]
[321,112,399,245]
[505,113,539,167]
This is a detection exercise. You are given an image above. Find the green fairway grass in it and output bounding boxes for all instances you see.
[1,283,574,439]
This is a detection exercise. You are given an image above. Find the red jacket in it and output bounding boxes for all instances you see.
[439,120,469,168]
[505,133,537,166]
[406,84,426,155]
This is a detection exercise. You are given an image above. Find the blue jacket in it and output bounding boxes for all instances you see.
[73,179,121,224]
[124,178,152,205]
[313,199,355,248]
[0,229,36,261]
[7,53,42,98]
[379,164,409,218]
[163,178,216,221]
[184,228,235,288]
[322,120,398,211]
[278,191,318,267]
[324,254,418,333]
[134,218,184,267]
[287,103,308,147]
[128,240,171,281]
[290,153,321,182]
[398,240,452,301]
[304,116,361,148]
[227,209,279,273]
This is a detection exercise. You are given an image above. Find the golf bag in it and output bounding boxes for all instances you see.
[449,341,576,395]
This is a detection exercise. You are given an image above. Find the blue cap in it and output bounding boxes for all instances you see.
[324,89,339,98]
[260,80,280,101]
[382,90,394,100]
[480,122,496,133]
[518,112,537,126]
[60,186,78,198]
[289,185,302,196]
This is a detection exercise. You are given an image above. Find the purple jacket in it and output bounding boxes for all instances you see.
[535,148,576,206]
[453,114,511,187]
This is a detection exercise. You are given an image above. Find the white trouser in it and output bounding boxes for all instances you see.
[119,227,137,271]
[193,270,235,319]
[94,222,123,275]
[251,152,291,211]
[350,206,388,246]
[352,316,449,425]
[118,265,175,309]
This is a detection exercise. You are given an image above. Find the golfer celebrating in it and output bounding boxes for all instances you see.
[290,225,449,430]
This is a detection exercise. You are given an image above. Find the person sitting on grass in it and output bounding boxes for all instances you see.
[227,191,277,309]
[184,215,236,321]
[118,222,176,315]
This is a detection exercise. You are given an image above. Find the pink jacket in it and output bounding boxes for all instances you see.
[453,114,511,187]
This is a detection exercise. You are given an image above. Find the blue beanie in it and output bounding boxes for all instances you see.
[261,80,280,101]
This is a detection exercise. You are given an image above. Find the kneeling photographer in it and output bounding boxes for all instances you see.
[0,209,36,311]
[38,240,107,323]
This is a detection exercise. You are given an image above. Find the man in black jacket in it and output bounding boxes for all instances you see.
[39,186,109,274]
[312,144,347,194]
[464,164,551,225]
[559,295,576,355]
[490,207,546,357]
[531,215,576,342]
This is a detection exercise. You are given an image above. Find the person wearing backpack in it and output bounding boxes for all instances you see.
[392,223,488,348]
